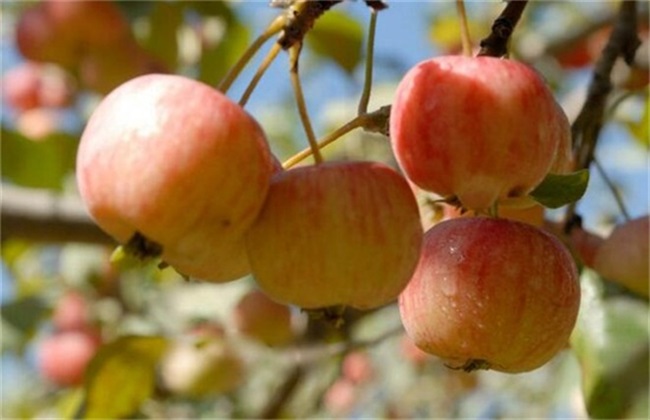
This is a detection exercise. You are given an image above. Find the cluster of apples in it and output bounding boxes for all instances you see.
[391,55,580,373]
[76,73,423,312]
[15,0,164,95]
[77,54,582,374]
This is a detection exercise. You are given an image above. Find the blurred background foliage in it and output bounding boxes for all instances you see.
[1,1,648,418]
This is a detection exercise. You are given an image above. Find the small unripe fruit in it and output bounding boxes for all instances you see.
[399,217,580,373]
[232,289,295,347]
[390,56,568,211]
[77,74,275,282]
[160,333,244,398]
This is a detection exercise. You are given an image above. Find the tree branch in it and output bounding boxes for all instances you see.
[477,0,529,58]
[564,1,640,226]
[1,184,114,245]
[571,1,641,171]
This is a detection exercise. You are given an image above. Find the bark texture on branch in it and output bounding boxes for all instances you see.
[1,183,114,245]
[477,0,529,58]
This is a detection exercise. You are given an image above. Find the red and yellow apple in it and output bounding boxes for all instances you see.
[245,161,423,310]
[399,217,580,373]
[15,0,131,69]
[390,56,568,211]
[593,215,649,297]
[342,351,374,384]
[76,74,275,282]
[159,330,244,398]
[232,288,295,347]
[2,62,42,112]
[52,290,92,332]
[37,329,102,387]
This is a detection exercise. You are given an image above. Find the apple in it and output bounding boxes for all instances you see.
[43,0,131,49]
[399,217,580,373]
[390,55,568,211]
[245,161,423,310]
[16,108,61,140]
[52,290,91,332]
[15,3,79,68]
[323,378,358,415]
[1,62,41,112]
[341,351,374,384]
[159,331,244,398]
[232,288,295,347]
[37,329,102,387]
[568,225,605,268]
[593,215,649,297]
[76,74,275,282]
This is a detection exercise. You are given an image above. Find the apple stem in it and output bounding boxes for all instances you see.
[289,43,323,164]
[218,15,285,94]
[358,9,379,116]
[282,105,391,169]
[456,0,473,57]
[476,0,528,58]
[239,43,282,107]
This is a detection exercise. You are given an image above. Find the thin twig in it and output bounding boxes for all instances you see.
[289,43,323,164]
[477,0,528,58]
[358,9,379,116]
[239,43,282,107]
[564,1,640,225]
[218,15,285,94]
[258,366,304,419]
[593,157,631,222]
[456,0,473,56]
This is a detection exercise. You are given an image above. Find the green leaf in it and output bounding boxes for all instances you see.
[530,169,590,208]
[1,128,78,190]
[1,296,48,334]
[305,10,363,74]
[141,2,182,71]
[80,335,169,419]
[198,17,251,86]
[571,269,649,419]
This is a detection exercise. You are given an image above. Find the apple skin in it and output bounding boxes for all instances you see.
[390,56,566,211]
[342,351,374,384]
[77,74,275,282]
[43,0,130,49]
[160,333,244,398]
[52,291,91,332]
[15,0,130,69]
[15,4,79,68]
[245,161,423,310]
[232,289,295,347]
[1,63,41,112]
[399,217,580,373]
[323,378,358,416]
[37,329,102,387]
[593,216,649,297]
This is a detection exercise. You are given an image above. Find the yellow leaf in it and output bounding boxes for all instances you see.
[80,336,169,419]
